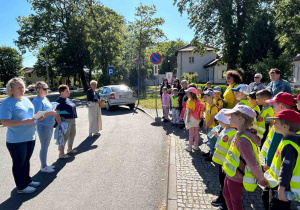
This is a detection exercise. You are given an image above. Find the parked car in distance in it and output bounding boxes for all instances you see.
[99,85,136,111]
[69,85,77,90]
[0,88,6,95]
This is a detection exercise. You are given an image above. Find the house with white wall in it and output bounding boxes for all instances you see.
[291,54,300,87]
[175,44,227,84]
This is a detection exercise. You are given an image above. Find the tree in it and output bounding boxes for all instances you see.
[128,3,165,93]
[273,0,300,57]
[240,11,282,81]
[15,0,96,91]
[252,52,293,83]
[174,0,260,69]
[86,1,125,85]
[0,46,23,85]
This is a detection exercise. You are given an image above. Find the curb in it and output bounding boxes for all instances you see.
[135,106,177,210]
[135,106,156,120]
[167,134,177,210]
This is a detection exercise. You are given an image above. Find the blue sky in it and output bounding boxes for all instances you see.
[0,0,194,67]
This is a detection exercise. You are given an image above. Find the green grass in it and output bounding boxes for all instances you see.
[69,91,87,100]
[137,86,162,109]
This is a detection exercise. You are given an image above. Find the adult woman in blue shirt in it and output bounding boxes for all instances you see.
[56,85,77,159]
[32,81,61,173]
[0,78,40,194]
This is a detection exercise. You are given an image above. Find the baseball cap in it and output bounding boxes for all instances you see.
[203,90,214,97]
[268,110,300,123]
[35,81,49,89]
[185,87,198,94]
[213,86,222,92]
[223,105,256,119]
[231,84,251,95]
[295,94,300,101]
[215,109,231,125]
[265,92,295,107]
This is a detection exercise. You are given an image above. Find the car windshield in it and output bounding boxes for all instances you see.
[111,86,130,92]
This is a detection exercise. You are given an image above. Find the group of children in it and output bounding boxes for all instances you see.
[161,82,300,210]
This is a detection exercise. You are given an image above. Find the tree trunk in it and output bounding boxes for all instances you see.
[79,68,88,92]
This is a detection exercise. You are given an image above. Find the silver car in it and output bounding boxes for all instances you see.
[99,85,136,111]
[0,88,6,95]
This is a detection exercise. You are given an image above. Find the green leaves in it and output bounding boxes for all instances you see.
[0,47,23,85]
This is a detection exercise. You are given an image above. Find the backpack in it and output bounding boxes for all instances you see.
[210,104,219,125]
[217,98,228,109]
[193,99,204,120]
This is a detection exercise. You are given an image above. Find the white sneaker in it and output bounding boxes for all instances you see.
[185,146,192,152]
[89,133,93,137]
[46,165,55,169]
[192,145,199,151]
[41,166,55,173]
[17,186,36,194]
[28,181,41,188]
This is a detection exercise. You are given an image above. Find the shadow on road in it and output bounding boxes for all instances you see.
[101,106,137,116]
[0,135,99,210]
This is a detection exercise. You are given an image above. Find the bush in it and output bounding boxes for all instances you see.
[181,73,198,83]
[196,83,228,94]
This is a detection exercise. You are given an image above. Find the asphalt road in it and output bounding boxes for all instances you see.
[0,105,168,210]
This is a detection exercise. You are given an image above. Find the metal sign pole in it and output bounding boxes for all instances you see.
[137,63,140,106]
[155,74,158,118]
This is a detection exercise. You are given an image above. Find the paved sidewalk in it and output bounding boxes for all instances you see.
[141,107,299,210]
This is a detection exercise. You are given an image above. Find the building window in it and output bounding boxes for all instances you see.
[28,73,31,77]
[189,57,194,63]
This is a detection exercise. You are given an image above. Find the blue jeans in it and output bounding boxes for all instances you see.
[6,140,35,190]
[207,128,217,155]
[37,124,53,168]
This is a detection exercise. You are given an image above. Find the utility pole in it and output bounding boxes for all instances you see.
[44,51,50,88]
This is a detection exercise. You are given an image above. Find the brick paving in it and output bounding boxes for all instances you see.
[142,107,299,210]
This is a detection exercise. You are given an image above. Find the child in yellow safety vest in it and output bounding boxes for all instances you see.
[222,105,269,210]
[248,91,261,116]
[231,84,252,107]
[256,89,274,149]
[170,88,180,125]
[261,92,296,210]
[264,110,300,210]
[203,90,219,161]
[211,109,236,209]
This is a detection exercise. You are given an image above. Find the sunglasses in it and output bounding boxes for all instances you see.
[254,77,260,79]
[43,88,49,91]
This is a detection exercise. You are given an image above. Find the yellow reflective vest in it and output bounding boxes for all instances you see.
[223,134,261,192]
[264,137,300,199]
[256,106,274,139]
[261,126,275,158]
[213,130,237,165]
[170,96,179,108]
[253,105,261,115]
[238,100,252,108]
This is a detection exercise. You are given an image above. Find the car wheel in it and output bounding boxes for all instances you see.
[106,102,112,111]
[129,104,135,109]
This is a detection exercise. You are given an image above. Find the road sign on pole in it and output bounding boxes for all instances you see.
[107,66,115,76]
[135,59,141,65]
[153,65,158,76]
[150,53,162,65]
